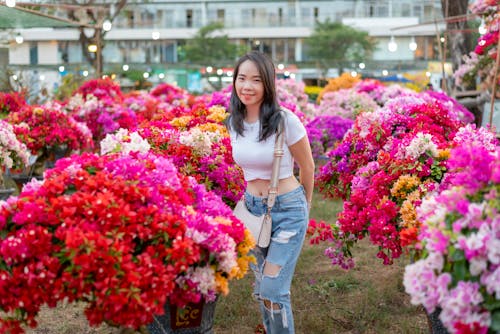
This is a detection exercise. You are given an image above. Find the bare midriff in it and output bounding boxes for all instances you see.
[246,175,301,197]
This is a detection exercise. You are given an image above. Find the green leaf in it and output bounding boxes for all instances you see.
[483,299,500,311]
[86,166,97,175]
[491,310,500,332]
[451,259,467,283]
[450,248,465,261]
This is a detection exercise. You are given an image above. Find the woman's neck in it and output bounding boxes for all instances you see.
[245,106,260,123]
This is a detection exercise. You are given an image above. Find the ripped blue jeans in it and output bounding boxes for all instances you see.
[244,185,308,334]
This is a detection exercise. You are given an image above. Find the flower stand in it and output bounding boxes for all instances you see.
[4,167,43,193]
[426,308,449,334]
[44,145,70,169]
[0,187,15,200]
[147,298,217,334]
[481,100,500,138]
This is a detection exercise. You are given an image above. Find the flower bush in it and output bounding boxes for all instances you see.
[403,129,499,334]
[150,82,194,106]
[6,105,94,160]
[0,92,27,116]
[0,120,30,181]
[66,93,138,144]
[76,77,123,101]
[0,151,254,333]
[305,115,353,159]
[100,128,151,155]
[315,89,379,119]
[138,104,246,207]
[312,94,469,267]
[317,72,361,102]
[276,79,317,118]
[454,0,499,94]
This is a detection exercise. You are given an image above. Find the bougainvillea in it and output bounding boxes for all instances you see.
[0,151,254,333]
[312,94,469,267]
[404,132,499,333]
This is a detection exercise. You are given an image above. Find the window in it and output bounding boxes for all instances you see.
[376,5,388,17]
[162,10,174,28]
[413,5,422,19]
[30,43,38,65]
[217,9,224,23]
[401,3,411,16]
[186,9,193,27]
[125,10,135,28]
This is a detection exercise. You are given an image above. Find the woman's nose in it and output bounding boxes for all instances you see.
[242,80,252,89]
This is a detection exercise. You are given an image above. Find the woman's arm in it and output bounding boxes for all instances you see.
[289,135,315,209]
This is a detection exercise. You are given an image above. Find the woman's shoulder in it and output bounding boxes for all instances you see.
[279,107,301,124]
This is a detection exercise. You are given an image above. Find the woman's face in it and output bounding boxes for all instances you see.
[235,60,264,111]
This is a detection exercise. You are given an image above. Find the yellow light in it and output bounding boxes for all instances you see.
[88,44,97,53]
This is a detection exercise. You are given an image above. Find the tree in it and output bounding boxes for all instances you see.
[305,19,377,76]
[17,1,128,78]
[66,0,128,77]
[181,22,245,66]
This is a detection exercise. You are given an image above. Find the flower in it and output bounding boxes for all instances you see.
[76,77,123,101]
[317,72,361,102]
[315,89,379,119]
[138,103,246,207]
[313,93,469,267]
[6,105,94,161]
[100,128,151,155]
[65,93,138,144]
[403,137,499,334]
[0,91,27,116]
[0,151,254,332]
[305,115,353,159]
[0,120,31,179]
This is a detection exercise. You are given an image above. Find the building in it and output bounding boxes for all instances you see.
[3,0,450,91]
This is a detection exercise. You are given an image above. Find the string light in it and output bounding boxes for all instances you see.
[409,37,417,51]
[388,36,397,52]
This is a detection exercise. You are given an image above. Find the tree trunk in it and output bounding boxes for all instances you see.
[440,0,471,71]
[66,0,128,77]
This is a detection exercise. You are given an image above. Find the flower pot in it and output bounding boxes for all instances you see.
[426,307,449,334]
[0,188,15,200]
[7,173,43,192]
[147,298,217,334]
[45,145,70,169]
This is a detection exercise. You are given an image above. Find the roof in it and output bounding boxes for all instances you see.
[0,5,79,29]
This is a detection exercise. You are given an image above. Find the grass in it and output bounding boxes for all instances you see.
[23,191,430,334]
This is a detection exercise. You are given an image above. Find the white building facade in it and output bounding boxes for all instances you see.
[5,0,448,84]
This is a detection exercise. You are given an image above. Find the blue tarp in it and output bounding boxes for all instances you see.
[376,75,412,83]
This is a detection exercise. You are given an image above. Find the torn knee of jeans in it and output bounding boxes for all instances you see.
[263,261,281,278]
[272,230,297,244]
[263,298,282,311]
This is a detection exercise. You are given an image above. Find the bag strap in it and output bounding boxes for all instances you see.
[266,111,285,212]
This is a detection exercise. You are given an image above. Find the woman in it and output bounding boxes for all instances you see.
[226,51,314,333]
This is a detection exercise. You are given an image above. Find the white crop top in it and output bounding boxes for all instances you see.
[229,109,306,181]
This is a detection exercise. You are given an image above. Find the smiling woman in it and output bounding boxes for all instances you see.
[225,51,315,334]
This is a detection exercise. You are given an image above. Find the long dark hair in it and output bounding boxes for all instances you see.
[226,51,282,141]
